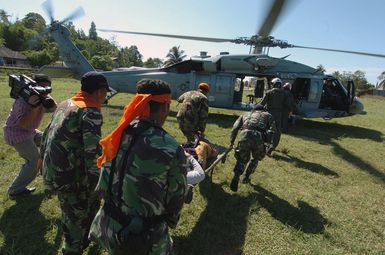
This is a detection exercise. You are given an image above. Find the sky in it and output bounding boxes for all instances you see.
[2,0,385,84]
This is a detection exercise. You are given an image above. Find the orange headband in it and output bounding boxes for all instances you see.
[97,93,171,168]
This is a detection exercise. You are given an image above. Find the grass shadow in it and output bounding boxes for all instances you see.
[290,119,383,143]
[330,141,385,182]
[174,180,254,255]
[289,119,384,182]
[0,193,62,255]
[274,153,339,177]
[252,185,328,234]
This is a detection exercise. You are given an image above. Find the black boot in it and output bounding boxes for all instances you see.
[230,173,240,192]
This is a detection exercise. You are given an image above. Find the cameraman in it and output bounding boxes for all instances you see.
[3,73,57,197]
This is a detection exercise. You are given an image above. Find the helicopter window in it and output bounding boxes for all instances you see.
[216,75,232,95]
[292,78,311,101]
[308,80,320,102]
[234,78,242,92]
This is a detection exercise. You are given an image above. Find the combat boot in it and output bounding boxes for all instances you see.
[230,172,240,192]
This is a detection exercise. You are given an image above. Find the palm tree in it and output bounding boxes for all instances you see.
[164,46,186,66]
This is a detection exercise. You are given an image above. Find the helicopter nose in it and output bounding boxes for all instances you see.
[349,97,364,114]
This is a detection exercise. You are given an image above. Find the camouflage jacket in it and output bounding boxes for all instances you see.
[230,110,276,146]
[283,90,297,113]
[176,90,209,132]
[95,118,187,227]
[40,99,102,192]
[261,88,288,112]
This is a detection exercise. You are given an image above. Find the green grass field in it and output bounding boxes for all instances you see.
[0,75,384,255]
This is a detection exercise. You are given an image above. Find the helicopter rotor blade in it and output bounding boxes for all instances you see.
[41,0,54,23]
[60,6,85,24]
[292,45,385,58]
[257,0,288,38]
[98,29,236,43]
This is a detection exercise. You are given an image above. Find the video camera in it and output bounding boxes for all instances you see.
[8,74,55,109]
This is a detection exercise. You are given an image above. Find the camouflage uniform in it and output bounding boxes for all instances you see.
[40,99,102,255]
[176,90,209,141]
[281,89,297,133]
[260,88,288,149]
[229,110,276,190]
[89,119,187,255]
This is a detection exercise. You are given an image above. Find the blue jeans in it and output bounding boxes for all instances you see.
[8,132,42,195]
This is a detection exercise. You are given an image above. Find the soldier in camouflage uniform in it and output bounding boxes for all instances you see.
[176,82,210,142]
[229,104,276,192]
[40,71,110,255]
[89,79,187,255]
[281,82,297,133]
[260,78,288,152]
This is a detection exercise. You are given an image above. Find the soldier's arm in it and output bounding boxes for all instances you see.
[177,93,185,103]
[82,108,103,190]
[260,93,268,106]
[230,115,243,145]
[165,146,187,228]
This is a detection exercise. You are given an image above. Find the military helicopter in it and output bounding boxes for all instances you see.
[39,0,384,118]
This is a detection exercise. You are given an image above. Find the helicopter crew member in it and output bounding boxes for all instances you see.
[260,77,288,153]
[40,71,110,255]
[229,104,276,192]
[281,82,297,133]
[4,73,57,197]
[89,79,187,255]
[176,82,210,142]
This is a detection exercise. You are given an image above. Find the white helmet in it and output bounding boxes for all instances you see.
[283,82,292,90]
[271,78,282,88]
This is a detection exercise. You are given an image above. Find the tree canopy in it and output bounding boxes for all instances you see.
[332,70,374,90]
[164,46,186,66]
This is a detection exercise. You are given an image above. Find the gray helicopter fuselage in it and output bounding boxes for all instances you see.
[47,24,363,118]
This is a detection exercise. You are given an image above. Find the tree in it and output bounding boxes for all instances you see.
[22,12,46,33]
[126,45,143,67]
[144,57,163,68]
[90,55,113,71]
[89,21,97,40]
[0,9,11,25]
[3,21,37,51]
[164,46,186,66]
[25,49,55,67]
[316,64,326,73]
[331,70,374,90]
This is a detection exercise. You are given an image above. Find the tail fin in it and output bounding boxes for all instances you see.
[50,23,94,78]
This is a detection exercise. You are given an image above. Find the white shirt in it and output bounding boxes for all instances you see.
[186,155,205,185]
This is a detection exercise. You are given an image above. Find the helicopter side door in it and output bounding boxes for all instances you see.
[190,73,235,108]
[292,77,323,118]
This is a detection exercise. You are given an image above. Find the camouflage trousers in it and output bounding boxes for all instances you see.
[233,136,265,178]
[270,111,282,149]
[90,206,175,255]
[57,189,100,255]
[177,117,198,142]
